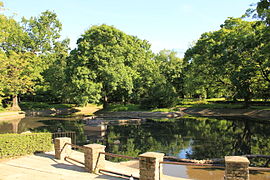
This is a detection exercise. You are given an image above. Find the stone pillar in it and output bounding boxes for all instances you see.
[225,156,250,180]
[84,144,106,173]
[139,152,164,180]
[54,137,71,160]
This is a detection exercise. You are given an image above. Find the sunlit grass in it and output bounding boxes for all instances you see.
[178,103,243,109]
[20,102,75,110]
[177,98,270,109]
[181,114,222,121]
[148,118,178,122]
[104,104,143,112]
[0,106,5,112]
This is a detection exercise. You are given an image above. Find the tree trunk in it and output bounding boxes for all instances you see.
[10,94,21,111]
[243,96,250,108]
[103,95,108,109]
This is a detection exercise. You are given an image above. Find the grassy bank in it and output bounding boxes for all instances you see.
[103,98,270,112]
[20,102,75,110]
[177,98,270,110]
[102,103,179,112]
[1,98,270,115]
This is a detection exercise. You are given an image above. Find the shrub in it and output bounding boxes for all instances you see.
[0,133,53,158]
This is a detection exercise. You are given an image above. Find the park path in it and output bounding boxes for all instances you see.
[0,151,188,180]
[0,151,119,180]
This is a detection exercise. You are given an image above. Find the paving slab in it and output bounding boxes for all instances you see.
[0,152,120,180]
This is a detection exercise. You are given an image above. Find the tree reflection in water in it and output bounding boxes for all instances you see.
[103,117,270,166]
[1,115,270,167]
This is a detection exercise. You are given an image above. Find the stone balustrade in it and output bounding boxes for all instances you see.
[54,137,251,180]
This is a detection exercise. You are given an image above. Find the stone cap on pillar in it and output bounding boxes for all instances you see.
[139,152,164,158]
[225,156,250,164]
[55,137,71,141]
[84,143,106,149]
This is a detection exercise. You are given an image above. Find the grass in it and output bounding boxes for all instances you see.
[20,102,75,110]
[181,114,224,121]
[150,107,179,112]
[0,106,5,112]
[148,118,178,122]
[104,104,181,112]
[104,104,143,112]
[3,98,270,114]
[177,98,270,110]
[99,99,270,113]
[250,106,270,110]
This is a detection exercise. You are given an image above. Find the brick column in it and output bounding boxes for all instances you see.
[139,152,164,180]
[225,156,250,180]
[54,137,71,160]
[84,144,106,173]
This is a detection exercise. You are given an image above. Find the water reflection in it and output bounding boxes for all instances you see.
[0,118,22,133]
[1,116,270,166]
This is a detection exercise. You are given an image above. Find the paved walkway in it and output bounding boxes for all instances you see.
[0,151,189,180]
[0,152,120,180]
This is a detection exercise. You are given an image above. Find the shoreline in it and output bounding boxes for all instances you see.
[180,107,270,121]
[0,107,269,121]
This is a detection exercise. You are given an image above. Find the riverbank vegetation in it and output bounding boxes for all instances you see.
[0,0,270,112]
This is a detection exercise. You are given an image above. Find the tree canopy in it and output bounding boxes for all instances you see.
[1,0,270,110]
[66,25,178,108]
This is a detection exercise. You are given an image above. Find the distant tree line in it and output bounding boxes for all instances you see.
[0,0,269,110]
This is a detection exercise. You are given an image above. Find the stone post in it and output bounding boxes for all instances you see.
[84,144,106,173]
[54,137,71,160]
[139,152,164,180]
[225,156,250,180]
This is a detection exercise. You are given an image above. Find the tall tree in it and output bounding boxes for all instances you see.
[184,18,265,105]
[67,24,154,107]
[0,14,40,110]
[155,50,185,98]
[0,10,65,109]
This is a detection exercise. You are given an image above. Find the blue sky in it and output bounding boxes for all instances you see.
[3,0,255,57]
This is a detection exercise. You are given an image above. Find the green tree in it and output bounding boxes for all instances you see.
[155,50,185,98]
[256,0,270,24]
[21,10,69,103]
[0,13,42,110]
[246,0,270,100]
[184,18,265,105]
[184,31,232,99]
[67,24,154,107]
[0,51,41,110]
[35,39,70,103]
[0,9,66,109]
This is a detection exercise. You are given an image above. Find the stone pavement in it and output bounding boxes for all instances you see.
[0,152,120,180]
[0,151,189,180]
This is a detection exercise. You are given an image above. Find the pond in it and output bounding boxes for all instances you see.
[1,115,270,179]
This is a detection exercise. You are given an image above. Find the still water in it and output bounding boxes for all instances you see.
[1,116,270,179]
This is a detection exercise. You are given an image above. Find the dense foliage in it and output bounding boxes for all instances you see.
[184,1,270,105]
[0,133,53,158]
[0,0,269,110]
